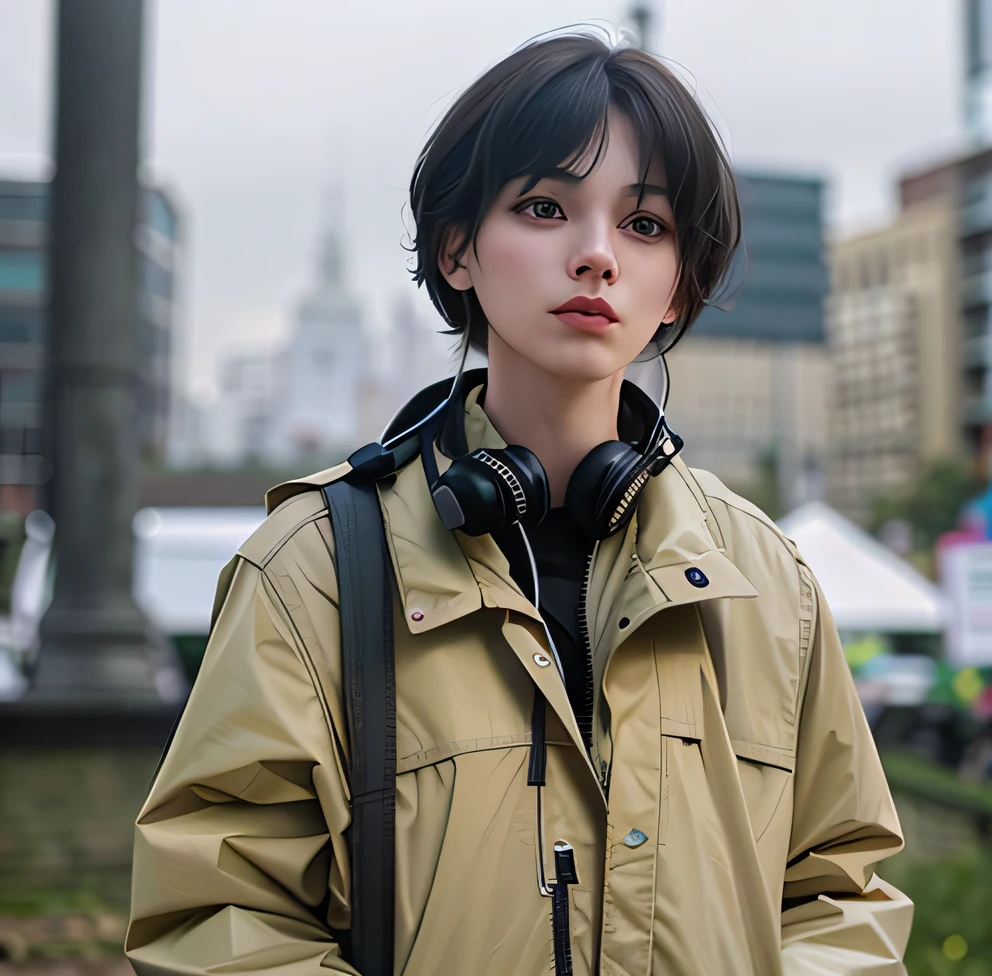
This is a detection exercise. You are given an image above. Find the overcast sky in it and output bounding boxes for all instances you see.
[0,0,966,401]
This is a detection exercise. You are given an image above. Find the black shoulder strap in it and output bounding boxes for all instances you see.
[323,475,396,976]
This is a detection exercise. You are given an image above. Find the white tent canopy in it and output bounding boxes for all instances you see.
[777,501,946,634]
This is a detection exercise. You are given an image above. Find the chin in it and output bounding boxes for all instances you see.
[526,344,630,383]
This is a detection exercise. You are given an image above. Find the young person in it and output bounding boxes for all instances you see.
[127,27,912,976]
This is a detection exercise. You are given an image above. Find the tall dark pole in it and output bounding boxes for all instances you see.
[29,0,171,704]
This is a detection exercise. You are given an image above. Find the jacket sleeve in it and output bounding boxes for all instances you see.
[780,572,914,975]
[126,555,359,976]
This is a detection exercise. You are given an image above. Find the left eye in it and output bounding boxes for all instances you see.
[627,215,667,237]
[522,200,564,220]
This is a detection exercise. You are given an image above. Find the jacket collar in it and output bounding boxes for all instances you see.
[377,383,757,638]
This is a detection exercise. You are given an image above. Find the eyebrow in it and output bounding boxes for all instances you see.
[624,182,669,197]
[521,172,669,196]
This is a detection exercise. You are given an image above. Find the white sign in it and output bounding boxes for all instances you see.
[941,541,992,666]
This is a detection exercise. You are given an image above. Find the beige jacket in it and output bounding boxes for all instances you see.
[127,386,913,975]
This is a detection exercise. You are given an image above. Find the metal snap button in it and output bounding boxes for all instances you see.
[533,652,551,667]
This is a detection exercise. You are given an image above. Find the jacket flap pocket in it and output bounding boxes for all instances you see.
[731,739,795,773]
[660,716,701,741]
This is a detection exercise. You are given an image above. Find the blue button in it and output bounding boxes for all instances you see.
[685,567,709,588]
[623,828,648,848]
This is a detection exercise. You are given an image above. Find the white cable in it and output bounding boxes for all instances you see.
[380,340,470,451]
[516,521,567,687]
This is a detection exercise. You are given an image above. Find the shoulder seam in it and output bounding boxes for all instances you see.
[239,504,329,570]
[701,488,800,564]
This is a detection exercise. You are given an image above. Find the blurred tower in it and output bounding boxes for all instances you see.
[265,198,367,464]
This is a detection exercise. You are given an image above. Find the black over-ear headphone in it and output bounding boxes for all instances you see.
[379,367,683,541]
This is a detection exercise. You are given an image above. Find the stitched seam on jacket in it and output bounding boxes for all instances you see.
[259,563,348,771]
[397,736,572,775]
[704,494,807,749]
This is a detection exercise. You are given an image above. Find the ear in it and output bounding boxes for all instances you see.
[438,226,473,292]
[661,278,683,325]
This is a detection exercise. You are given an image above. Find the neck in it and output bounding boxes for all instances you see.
[483,330,623,508]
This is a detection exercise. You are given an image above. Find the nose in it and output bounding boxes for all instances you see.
[570,222,619,284]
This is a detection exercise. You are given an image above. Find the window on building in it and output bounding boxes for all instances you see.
[0,250,45,292]
[0,191,47,223]
[0,306,42,343]
[0,371,40,405]
[141,257,173,299]
[145,190,177,240]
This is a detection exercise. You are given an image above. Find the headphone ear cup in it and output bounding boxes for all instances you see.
[432,445,550,536]
[500,445,551,528]
[564,441,648,539]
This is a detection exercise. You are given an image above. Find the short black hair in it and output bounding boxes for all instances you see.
[408,27,741,356]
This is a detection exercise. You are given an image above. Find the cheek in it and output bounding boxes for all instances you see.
[622,243,681,328]
[473,220,550,286]
[642,245,680,302]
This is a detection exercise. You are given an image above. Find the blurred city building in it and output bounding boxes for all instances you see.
[665,172,829,511]
[193,220,366,468]
[895,0,992,470]
[264,223,368,465]
[373,291,458,427]
[195,216,449,470]
[966,0,992,143]
[201,353,275,468]
[900,151,992,463]
[826,204,962,523]
[0,178,181,511]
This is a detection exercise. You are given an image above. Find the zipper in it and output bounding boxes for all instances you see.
[579,541,613,791]
[551,842,578,976]
[577,547,595,752]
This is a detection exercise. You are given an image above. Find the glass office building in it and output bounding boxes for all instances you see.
[691,172,828,345]
[0,179,180,503]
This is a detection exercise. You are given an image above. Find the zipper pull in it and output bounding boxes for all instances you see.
[552,842,578,976]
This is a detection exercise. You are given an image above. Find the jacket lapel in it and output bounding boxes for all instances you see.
[587,456,758,678]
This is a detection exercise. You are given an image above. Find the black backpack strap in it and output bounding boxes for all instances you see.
[323,476,396,976]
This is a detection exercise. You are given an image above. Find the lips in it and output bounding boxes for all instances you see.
[550,296,619,321]
[550,296,619,335]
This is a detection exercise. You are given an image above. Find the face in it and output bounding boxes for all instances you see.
[440,110,680,382]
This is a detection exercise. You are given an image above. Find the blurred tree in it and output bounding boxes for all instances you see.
[729,445,784,522]
[881,849,992,975]
[869,459,981,555]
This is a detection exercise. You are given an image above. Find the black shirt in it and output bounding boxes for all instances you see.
[492,507,596,750]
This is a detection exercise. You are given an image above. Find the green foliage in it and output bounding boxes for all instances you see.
[881,849,992,974]
[869,459,981,554]
[729,445,785,521]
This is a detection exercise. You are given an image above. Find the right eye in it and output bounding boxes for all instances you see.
[519,199,566,221]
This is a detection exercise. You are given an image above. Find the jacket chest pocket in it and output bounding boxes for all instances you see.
[393,616,540,773]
